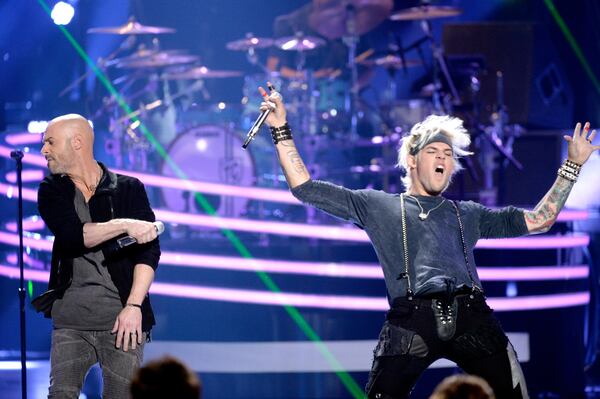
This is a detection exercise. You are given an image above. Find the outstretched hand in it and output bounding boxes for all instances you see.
[259,83,287,128]
[564,122,600,165]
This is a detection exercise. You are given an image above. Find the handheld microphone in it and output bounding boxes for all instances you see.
[116,221,165,249]
[242,83,276,149]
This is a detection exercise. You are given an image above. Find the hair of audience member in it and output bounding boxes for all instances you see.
[130,355,202,399]
[428,374,495,399]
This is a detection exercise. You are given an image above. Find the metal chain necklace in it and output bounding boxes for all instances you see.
[405,194,446,221]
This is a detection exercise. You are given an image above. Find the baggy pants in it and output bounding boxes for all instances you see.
[365,292,528,399]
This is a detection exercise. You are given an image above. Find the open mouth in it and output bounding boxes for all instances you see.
[434,165,445,176]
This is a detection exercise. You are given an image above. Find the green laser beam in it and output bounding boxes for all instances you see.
[543,0,600,95]
[28,280,33,298]
[37,1,365,397]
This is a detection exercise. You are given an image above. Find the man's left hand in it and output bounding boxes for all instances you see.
[564,122,600,165]
[112,305,142,352]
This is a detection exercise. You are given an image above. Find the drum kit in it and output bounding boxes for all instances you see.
[65,2,519,217]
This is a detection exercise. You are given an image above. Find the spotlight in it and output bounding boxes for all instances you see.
[50,1,75,26]
[27,120,48,133]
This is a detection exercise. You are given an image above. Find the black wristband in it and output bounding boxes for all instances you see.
[270,123,293,144]
[126,303,142,309]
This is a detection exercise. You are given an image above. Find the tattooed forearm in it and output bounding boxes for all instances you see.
[524,176,575,234]
[287,150,307,174]
[274,139,311,188]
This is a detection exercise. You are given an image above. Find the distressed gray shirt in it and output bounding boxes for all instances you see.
[291,180,529,304]
[51,188,123,330]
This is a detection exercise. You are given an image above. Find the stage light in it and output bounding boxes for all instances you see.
[27,120,48,133]
[50,1,75,26]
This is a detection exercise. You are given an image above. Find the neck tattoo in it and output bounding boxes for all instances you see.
[405,194,446,221]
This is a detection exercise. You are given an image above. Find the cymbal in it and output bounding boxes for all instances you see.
[162,66,243,80]
[87,17,175,35]
[309,0,393,40]
[116,52,198,69]
[106,48,184,66]
[274,36,326,51]
[390,5,462,21]
[359,55,422,69]
[226,35,274,51]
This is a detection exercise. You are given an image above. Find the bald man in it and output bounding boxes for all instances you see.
[32,114,161,399]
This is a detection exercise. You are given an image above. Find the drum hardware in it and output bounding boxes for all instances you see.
[58,35,138,98]
[475,70,523,206]
[306,0,393,141]
[115,51,199,69]
[389,2,462,113]
[274,35,326,52]
[389,5,462,21]
[92,73,156,120]
[357,55,422,70]
[226,34,274,51]
[108,47,191,67]
[308,0,393,40]
[87,16,176,35]
[115,80,205,126]
[161,66,242,80]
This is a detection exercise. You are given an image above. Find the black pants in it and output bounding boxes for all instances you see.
[365,292,528,399]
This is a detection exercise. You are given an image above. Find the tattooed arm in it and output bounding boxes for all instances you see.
[259,85,311,188]
[275,140,311,188]
[524,122,600,234]
[524,176,574,234]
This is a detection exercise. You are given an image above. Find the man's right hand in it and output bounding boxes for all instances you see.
[259,84,287,128]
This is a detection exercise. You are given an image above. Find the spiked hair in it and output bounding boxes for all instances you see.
[397,115,473,191]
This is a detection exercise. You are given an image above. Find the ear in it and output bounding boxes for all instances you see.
[71,134,83,150]
[407,154,417,169]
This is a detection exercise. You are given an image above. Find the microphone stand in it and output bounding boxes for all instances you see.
[11,149,27,399]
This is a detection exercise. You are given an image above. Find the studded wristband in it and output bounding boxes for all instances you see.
[270,123,293,144]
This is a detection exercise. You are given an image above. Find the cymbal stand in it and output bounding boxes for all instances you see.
[342,3,360,139]
[420,19,460,112]
[59,35,137,98]
[475,71,523,205]
[244,34,270,75]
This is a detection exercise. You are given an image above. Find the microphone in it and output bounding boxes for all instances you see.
[242,83,276,149]
[115,221,165,249]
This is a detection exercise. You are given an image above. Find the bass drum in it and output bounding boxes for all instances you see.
[160,124,257,217]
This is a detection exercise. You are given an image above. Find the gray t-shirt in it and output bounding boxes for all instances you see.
[291,180,529,304]
[52,188,123,330]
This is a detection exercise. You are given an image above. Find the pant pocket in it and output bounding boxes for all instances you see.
[374,321,426,358]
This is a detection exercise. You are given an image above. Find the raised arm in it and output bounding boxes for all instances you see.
[524,122,599,234]
[259,85,310,188]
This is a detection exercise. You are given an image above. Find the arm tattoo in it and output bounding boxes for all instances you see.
[524,176,574,233]
[286,150,308,175]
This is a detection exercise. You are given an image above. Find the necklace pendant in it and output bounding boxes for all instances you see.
[418,212,428,220]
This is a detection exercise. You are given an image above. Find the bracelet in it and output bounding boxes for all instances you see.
[564,159,582,170]
[270,123,293,144]
[557,159,581,182]
[270,122,290,132]
[126,303,142,309]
